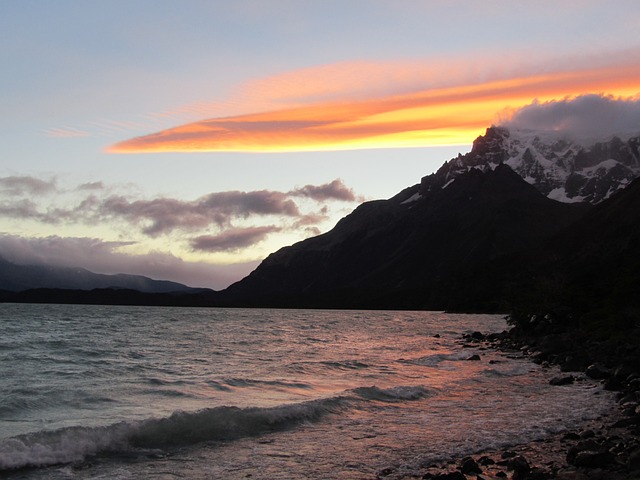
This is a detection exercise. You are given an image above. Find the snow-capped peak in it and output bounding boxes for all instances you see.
[422,126,640,204]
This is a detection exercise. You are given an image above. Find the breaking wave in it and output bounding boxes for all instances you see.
[0,384,431,472]
[352,385,433,402]
[401,350,476,367]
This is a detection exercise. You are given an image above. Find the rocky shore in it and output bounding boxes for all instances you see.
[374,324,640,480]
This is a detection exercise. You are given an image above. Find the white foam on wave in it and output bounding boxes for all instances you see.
[352,385,433,402]
[404,350,476,367]
[0,383,432,472]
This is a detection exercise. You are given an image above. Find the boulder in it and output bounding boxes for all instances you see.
[459,456,482,475]
[585,363,610,380]
[566,440,601,464]
[424,472,466,480]
[550,375,575,386]
[571,450,613,468]
[507,455,531,478]
[628,447,640,471]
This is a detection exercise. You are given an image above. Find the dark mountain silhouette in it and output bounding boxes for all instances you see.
[220,127,640,311]
[505,174,640,328]
[221,163,590,310]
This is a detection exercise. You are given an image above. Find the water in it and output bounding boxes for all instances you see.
[0,304,612,479]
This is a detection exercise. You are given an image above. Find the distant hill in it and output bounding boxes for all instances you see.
[0,257,205,294]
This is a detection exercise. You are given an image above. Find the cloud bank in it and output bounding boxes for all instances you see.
[0,176,356,236]
[0,177,360,287]
[500,94,640,142]
[108,51,640,153]
[0,176,57,195]
[0,234,258,289]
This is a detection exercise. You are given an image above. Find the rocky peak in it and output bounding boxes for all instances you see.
[421,127,640,204]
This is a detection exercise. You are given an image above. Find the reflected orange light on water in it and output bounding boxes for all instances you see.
[108,62,640,154]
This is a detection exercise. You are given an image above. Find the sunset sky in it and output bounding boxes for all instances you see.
[2,1,640,289]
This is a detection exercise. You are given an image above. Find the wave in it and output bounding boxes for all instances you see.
[0,384,432,472]
[401,350,476,367]
[320,360,370,370]
[0,397,345,471]
[222,378,313,390]
[352,385,433,402]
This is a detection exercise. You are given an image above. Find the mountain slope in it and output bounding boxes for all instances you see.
[222,127,640,310]
[506,175,640,327]
[222,164,590,310]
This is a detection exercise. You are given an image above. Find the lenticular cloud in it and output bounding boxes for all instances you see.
[501,94,640,142]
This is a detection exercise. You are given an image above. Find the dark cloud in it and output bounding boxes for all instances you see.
[76,181,105,191]
[190,226,281,252]
[0,234,259,289]
[199,191,300,217]
[99,196,215,236]
[501,94,640,142]
[290,179,357,201]
[99,190,300,236]
[0,199,41,219]
[0,176,57,196]
[0,178,361,239]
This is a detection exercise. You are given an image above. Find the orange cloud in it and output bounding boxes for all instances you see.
[108,57,640,153]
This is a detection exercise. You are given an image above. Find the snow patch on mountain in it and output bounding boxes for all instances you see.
[400,192,422,204]
[422,126,640,204]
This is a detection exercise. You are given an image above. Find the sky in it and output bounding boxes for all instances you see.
[1,1,640,289]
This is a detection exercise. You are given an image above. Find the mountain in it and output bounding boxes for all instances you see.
[3,126,638,310]
[428,127,640,204]
[221,166,589,310]
[221,127,640,311]
[0,257,204,294]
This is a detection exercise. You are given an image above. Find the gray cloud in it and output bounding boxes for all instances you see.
[199,191,300,217]
[0,176,356,237]
[0,177,363,287]
[0,234,258,289]
[190,226,281,252]
[76,181,105,191]
[290,179,357,201]
[0,177,362,240]
[0,199,41,219]
[501,94,640,142]
[99,190,300,236]
[0,176,57,196]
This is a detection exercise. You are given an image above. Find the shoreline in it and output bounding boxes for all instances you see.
[375,329,640,480]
